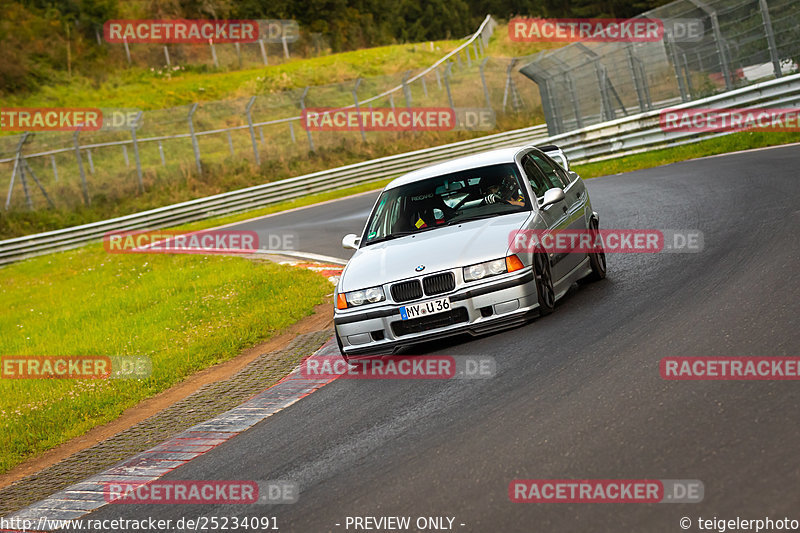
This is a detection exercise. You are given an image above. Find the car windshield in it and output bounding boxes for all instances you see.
[363,163,530,245]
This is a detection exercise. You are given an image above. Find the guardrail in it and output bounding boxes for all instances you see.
[2,72,799,265]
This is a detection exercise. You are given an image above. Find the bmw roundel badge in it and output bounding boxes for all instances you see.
[415,265,426,272]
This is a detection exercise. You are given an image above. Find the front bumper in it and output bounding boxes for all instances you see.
[334,268,538,356]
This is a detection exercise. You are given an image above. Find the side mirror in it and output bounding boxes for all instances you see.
[540,188,566,208]
[342,234,361,250]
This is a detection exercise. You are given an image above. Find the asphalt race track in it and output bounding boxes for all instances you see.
[74,144,800,532]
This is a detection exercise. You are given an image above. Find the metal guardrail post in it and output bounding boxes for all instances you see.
[352,78,366,143]
[131,111,144,193]
[479,58,492,109]
[758,0,782,78]
[73,129,91,205]
[187,103,202,176]
[246,96,261,165]
[300,87,315,151]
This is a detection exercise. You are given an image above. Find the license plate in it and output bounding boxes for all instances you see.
[400,297,451,320]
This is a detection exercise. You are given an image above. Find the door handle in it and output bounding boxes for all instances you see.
[562,205,567,213]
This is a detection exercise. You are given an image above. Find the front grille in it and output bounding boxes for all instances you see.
[391,280,423,303]
[391,307,469,337]
[423,272,455,296]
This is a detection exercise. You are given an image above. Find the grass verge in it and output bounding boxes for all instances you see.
[0,247,332,474]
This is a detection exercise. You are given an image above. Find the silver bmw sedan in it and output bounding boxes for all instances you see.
[333,144,606,359]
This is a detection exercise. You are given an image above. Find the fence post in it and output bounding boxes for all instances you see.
[479,58,492,109]
[123,37,131,65]
[758,0,782,78]
[299,87,315,151]
[444,63,455,109]
[164,46,171,67]
[246,96,260,165]
[51,155,59,182]
[465,43,472,68]
[187,103,202,176]
[226,131,235,156]
[402,71,413,108]
[627,46,650,112]
[5,135,27,209]
[259,37,268,66]
[158,141,166,166]
[210,39,219,68]
[234,42,242,69]
[687,0,733,90]
[352,78,366,143]
[665,34,690,102]
[131,111,144,193]
[73,130,91,205]
[86,149,95,174]
[421,75,428,98]
[21,157,54,208]
[122,145,129,167]
[282,35,290,59]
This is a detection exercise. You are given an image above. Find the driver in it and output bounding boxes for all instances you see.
[482,174,525,207]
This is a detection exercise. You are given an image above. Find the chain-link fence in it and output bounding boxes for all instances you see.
[0,16,553,213]
[518,0,800,135]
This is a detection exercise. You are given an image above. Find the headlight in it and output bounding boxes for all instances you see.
[463,256,525,282]
[337,286,386,309]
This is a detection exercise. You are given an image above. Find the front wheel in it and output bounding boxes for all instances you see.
[534,250,555,316]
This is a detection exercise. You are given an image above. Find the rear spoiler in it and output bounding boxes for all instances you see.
[537,144,569,171]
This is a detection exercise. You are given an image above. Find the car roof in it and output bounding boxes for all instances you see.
[385,146,531,190]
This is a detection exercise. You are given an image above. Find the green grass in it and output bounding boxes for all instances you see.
[573,131,800,179]
[0,247,332,473]
[1,41,462,111]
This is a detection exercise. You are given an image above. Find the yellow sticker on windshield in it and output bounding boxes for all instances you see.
[415,218,426,229]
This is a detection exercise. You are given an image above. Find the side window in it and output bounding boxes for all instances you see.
[540,152,572,187]
[522,156,550,198]
[529,152,567,189]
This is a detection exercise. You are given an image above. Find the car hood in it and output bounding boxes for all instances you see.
[340,212,531,292]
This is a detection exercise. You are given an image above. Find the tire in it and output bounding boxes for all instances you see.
[533,250,555,316]
[334,329,349,363]
[585,217,607,282]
